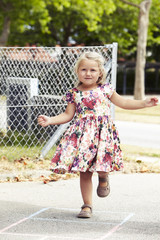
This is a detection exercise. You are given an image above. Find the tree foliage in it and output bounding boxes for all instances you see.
[7,0,116,46]
[0,0,50,45]
[0,0,160,61]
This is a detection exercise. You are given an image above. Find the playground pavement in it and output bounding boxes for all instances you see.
[0,173,160,240]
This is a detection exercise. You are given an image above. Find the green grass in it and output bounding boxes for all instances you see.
[0,145,56,162]
[115,104,160,124]
[121,144,160,159]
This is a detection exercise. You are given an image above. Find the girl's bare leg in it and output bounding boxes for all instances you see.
[97,171,109,187]
[80,171,93,212]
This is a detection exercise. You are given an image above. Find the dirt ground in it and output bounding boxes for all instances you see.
[0,156,160,183]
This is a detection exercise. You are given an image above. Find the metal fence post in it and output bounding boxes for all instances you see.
[111,42,118,119]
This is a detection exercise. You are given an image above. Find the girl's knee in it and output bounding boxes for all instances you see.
[97,171,108,178]
[80,171,93,180]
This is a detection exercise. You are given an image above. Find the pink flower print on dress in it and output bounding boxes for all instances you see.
[70,133,78,148]
[52,151,61,163]
[51,84,123,173]
[82,98,96,110]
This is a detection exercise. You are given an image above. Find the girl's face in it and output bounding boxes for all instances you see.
[77,59,101,88]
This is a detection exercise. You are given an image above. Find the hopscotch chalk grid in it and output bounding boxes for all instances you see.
[0,207,135,240]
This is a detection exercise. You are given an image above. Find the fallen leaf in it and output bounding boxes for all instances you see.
[136,160,142,164]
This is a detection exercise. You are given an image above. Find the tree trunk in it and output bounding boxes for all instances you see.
[0,16,11,46]
[134,0,152,100]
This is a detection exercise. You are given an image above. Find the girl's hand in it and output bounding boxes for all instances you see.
[37,115,51,127]
[144,97,159,107]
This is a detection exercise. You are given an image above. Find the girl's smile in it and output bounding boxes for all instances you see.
[77,59,101,89]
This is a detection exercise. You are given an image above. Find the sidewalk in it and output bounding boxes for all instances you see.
[0,173,160,240]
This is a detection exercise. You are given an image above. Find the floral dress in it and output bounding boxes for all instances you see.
[51,83,123,173]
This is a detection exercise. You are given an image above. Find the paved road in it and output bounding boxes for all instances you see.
[0,173,160,240]
[115,121,160,149]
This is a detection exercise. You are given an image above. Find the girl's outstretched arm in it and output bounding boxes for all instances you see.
[38,103,76,127]
[110,91,159,110]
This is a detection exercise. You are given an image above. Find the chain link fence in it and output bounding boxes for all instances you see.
[0,44,118,160]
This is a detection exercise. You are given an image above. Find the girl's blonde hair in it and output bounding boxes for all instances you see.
[74,51,107,86]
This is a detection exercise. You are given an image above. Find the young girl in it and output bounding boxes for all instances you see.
[38,52,158,218]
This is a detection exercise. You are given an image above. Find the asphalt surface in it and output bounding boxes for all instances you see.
[115,120,160,149]
[0,173,160,240]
